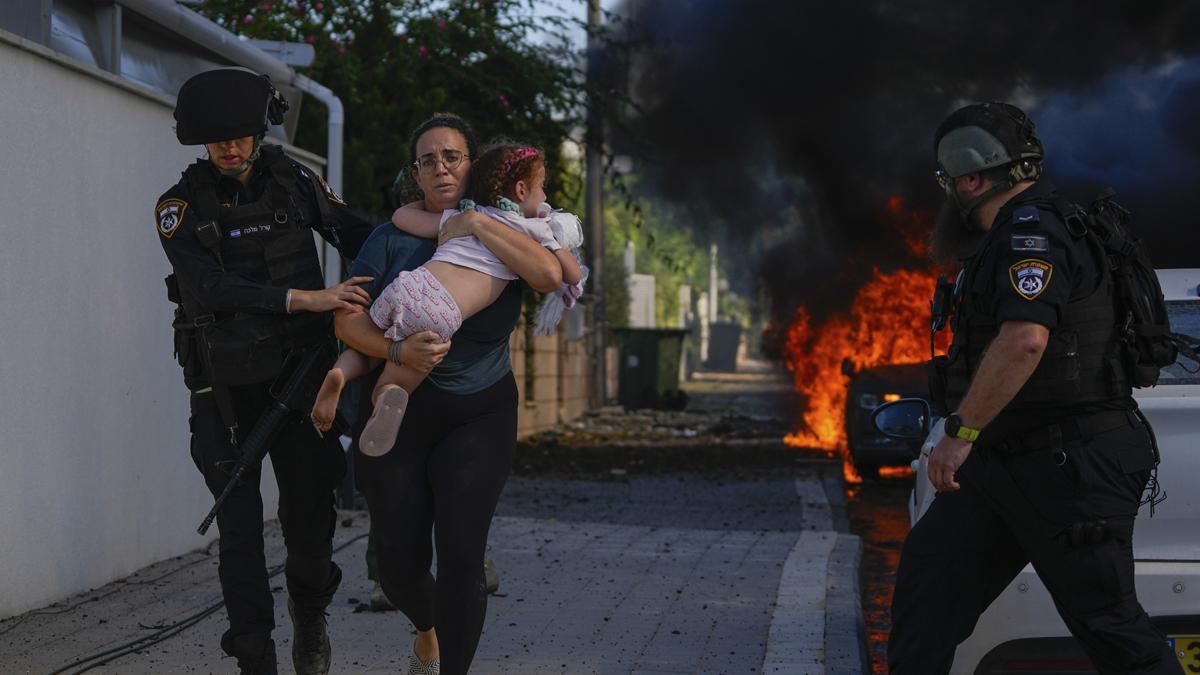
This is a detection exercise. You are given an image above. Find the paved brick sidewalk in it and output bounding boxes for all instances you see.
[2,366,868,674]
[0,471,864,674]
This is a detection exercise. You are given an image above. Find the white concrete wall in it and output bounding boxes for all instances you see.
[0,34,281,618]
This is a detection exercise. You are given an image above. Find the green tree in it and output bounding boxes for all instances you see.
[195,0,587,217]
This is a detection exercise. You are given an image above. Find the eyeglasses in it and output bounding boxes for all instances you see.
[934,168,953,192]
[414,149,469,173]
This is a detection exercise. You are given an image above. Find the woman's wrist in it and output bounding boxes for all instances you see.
[287,289,307,313]
[388,339,404,366]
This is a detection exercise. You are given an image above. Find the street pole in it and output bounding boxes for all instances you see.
[586,0,607,407]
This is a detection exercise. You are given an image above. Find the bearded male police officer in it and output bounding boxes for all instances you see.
[888,103,1181,674]
[157,69,373,674]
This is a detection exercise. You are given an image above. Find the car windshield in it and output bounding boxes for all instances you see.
[1159,300,1200,384]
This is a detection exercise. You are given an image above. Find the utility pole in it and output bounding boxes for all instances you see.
[585,0,607,406]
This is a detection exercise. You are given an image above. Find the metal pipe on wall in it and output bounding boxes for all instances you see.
[292,73,345,287]
[116,0,292,82]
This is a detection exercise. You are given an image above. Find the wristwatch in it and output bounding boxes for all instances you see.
[945,413,981,442]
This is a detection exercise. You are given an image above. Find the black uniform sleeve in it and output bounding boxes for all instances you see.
[988,205,1073,330]
[155,186,289,314]
[325,201,374,259]
[292,163,375,261]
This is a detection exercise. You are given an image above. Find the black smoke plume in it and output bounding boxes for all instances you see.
[609,0,1200,324]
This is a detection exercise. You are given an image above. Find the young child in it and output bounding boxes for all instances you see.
[310,144,585,456]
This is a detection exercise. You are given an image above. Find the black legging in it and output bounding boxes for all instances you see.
[355,372,517,675]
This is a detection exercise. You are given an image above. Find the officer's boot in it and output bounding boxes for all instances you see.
[221,632,278,675]
[288,597,331,675]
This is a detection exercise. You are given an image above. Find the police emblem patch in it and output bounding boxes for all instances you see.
[155,198,188,239]
[317,175,346,205]
[1009,259,1053,300]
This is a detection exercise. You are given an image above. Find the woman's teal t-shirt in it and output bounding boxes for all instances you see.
[348,223,520,394]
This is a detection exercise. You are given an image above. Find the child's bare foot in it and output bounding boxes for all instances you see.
[359,385,409,457]
[310,368,345,433]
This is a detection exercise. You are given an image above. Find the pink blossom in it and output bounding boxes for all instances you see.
[418,44,429,57]
[242,15,253,24]
[305,35,315,44]
[315,2,323,10]
[398,34,409,43]
[437,19,447,30]
[498,93,511,109]
[258,1,271,10]
[338,46,346,54]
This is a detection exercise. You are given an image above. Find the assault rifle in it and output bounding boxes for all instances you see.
[197,342,337,535]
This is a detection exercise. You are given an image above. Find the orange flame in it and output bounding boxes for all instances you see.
[781,268,950,481]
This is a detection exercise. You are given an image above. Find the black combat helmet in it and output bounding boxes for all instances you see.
[934,101,1044,181]
[174,68,289,146]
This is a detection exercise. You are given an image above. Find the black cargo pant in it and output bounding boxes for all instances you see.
[190,382,345,658]
[889,411,1182,675]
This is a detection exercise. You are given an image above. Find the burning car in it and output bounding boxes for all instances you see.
[875,269,1200,674]
[843,360,929,478]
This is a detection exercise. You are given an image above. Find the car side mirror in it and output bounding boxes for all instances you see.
[872,398,931,440]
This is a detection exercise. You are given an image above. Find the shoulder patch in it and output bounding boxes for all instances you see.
[1012,234,1049,252]
[1009,259,1053,300]
[316,175,346,205]
[155,198,188,239]
[1012,205,1040,227]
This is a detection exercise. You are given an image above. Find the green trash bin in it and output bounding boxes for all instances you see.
[612,328,690,409]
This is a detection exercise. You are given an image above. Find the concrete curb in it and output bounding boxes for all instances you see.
[763,530,839,673]
[762,475,869,674]
[825,533,869,674]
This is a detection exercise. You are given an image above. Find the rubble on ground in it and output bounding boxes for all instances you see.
[516,404,834,475]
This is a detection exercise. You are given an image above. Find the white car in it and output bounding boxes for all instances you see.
[879,269,1200,674]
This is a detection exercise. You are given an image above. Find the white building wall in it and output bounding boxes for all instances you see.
[628,273,657,328]
[0,34,282,618]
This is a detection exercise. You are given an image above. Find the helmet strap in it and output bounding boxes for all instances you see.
[214,134,265,177]
[953,178,1012,223]
[951,159,1042,222]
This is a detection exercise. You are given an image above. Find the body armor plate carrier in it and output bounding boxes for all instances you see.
[170,146,333,389]
[931,208,1130,415]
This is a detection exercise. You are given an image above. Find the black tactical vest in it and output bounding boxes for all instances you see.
[934,209,1131,413]
[178,146,332,386]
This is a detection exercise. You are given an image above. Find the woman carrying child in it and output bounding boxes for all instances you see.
[330,115,578,675]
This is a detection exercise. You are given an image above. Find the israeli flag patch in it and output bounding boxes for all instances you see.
[1012,235,1049,252]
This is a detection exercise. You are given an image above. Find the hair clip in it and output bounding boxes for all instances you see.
[499,146,541,178]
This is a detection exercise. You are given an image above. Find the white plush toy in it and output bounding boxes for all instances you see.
[533,204,589,336]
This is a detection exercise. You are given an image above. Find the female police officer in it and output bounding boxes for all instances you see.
[156,68,374,674]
